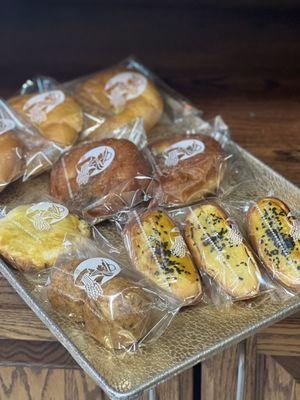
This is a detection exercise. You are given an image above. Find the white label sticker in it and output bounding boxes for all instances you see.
[73,257,121,299]
[23,90,65,124]
[290,219,300,241]
[76,145,115,186]
[163,139,205,167]
[0,118,15,135]
[169,227,187,258]
[227,223,243,246]
[26,202,69,231]
[104,72,147,108]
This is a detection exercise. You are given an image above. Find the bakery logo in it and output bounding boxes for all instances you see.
[104,72,147,109]
[163,139,205,167]
[289,219,300,241]
[23,90,65,124]
[0,118,15,135]
[26,202,69,231]
[73,257,121,300]
[170,227,187,258]
[227,223,243,246]
[76,145,115,186]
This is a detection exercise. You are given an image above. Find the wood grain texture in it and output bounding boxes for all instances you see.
[256,311,300,356]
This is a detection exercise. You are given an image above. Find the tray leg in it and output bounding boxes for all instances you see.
[148,387,158,400]
[236,340,246,400]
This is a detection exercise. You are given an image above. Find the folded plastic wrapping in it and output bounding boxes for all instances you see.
[49,121,155,224]
[45,235,182,352]
[61,57,205,142]
[165,199,275,309]
[119,207,204,306]
[6,76,84,182]
[0,195,90,274]
[145,115,256,208]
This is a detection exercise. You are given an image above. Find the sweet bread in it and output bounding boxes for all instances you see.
[83,275,153,350]
[185,203,261,300]
[75,68,163,139]
[149,134,225,205]
[9,91,83,147]
[50,138,152,220]
[125,209,202,304]
[0,202,90,272]
[247,197,300,290]
[0,130,25,192]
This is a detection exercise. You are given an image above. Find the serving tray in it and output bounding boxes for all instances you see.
[0,138,299,399]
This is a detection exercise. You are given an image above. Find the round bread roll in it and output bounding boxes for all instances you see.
[9,90,83,147]
[0,131,25,192]
[47,261,86,322]
[50,138,152,220]
[149,134,225,205]
[75,68,163,140]
[0,203,90,272]
[83,276,153,350]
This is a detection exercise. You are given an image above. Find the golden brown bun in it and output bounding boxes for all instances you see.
[185,203,261,300]
[247,197,300,290]
[0,131,25,192]
[50,138,152,220]
[149,134,225,205]
[0,204,90,272]
[75,68,163,139]
[126,209,202,304]
[83,276,153,349]
[47,261,86,322]
[9,92,83,147]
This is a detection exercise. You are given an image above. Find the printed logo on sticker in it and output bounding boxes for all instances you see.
[163,139,205,167]
[73,257,121,300]
[104,72,147,109]
[23,90,65,124]
[76,145,115,186]
[0,118,15,135]
[26,202,69,231]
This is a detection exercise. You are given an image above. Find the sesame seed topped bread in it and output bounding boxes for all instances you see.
[248,197,300,290]
[185,203,261,300]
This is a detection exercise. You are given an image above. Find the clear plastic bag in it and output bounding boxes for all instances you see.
[7,77,84,181]
[167,199,274,308]
[0,196,90,273]
[46,235,181,352]
[120,207,203,306]
[49,123,155,224]
[244,195,300,294]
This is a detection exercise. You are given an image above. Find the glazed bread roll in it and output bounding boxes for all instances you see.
[75,68,163,140]
[185,203,261,300]
[0,131,25,192]
[0,202,90,272]
[83,276,153,350]
[126,209,202,304]
[9,91,83,147]
[47,261,86,322]
[248,197,300,290]
[50,138,152,221]
[149,134,225,205]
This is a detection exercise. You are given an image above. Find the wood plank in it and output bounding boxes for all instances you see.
[257,312,300,356]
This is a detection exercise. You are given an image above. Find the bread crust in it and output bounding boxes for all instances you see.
[0,205,90,272]
[149,134,225,205]
[0,131,25,192]
[83,276,153,349]
[50,138,152,220]
[126,209,202,304]
[247,197,300,290]
[185,202,261,300]
[75,68,163,139]
[9,93,83,147]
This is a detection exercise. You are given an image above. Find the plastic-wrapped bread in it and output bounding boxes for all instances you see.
[125,209,202,305]
[248,197,300,291]
[184,203,261,300]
